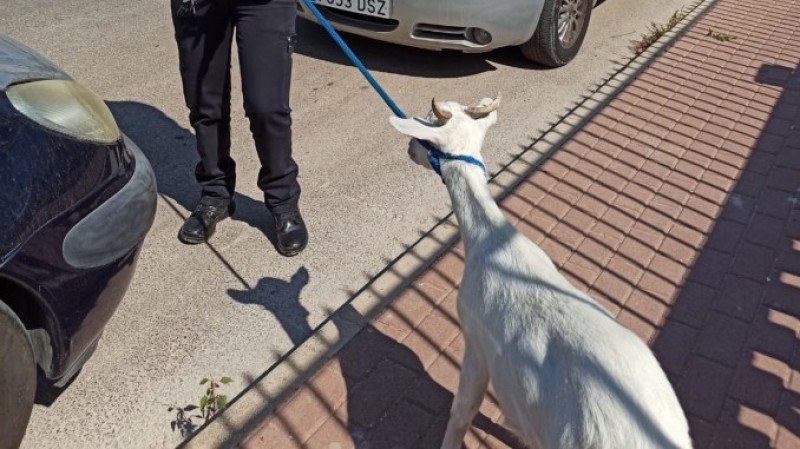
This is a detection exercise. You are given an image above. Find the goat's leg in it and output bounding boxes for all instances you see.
[440,344,489,449]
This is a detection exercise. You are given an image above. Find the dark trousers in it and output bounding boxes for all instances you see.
[171,0,300,214]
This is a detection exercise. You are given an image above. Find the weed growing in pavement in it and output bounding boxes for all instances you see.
[631,8,689,55]
[197,375,233,422]
[706,29,737,42]
[168,375,233,436]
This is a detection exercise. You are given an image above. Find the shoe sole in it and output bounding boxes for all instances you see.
[178,232,206,245]
[277,242,307,257]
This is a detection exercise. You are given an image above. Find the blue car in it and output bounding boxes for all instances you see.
[0,34,157,448]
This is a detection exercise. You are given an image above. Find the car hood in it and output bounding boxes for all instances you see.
[0,33,70,90]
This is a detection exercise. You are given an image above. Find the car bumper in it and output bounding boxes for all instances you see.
[297,0,544,52]
[62,136,157,269]
[54,135,157,379]
[4,135,157,380]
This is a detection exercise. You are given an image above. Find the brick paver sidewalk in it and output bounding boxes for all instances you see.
[240,0,800,447]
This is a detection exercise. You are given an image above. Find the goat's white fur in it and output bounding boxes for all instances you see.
[389,98,691,449]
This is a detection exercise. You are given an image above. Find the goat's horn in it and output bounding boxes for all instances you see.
[431,98,452,123]
[464,93,501,119]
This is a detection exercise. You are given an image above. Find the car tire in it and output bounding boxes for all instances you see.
[521,0,593,67]
[0,301,36,449]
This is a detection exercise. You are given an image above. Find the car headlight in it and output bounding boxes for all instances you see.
[6,79,121,144]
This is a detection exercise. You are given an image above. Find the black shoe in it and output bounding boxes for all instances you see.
[274,210,308,257]
[178,201,236,244]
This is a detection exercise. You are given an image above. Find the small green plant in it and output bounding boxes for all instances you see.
[168,375,234,435]
[631,8,689,55]
[706,29,737,42]
[199,376,233,422]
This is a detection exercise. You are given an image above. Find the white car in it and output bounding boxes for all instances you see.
[298,0,596,66]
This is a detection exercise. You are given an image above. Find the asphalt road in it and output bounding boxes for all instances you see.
[1,0,692,447]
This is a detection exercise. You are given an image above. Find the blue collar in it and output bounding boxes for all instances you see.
[420,141,486,179]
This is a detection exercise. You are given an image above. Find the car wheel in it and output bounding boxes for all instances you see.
[521,0,593,67]
[0,301,36,449]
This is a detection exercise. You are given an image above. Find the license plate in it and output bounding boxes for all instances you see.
[312,0,392,19]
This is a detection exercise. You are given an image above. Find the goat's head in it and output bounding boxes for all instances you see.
[389,95,500,172]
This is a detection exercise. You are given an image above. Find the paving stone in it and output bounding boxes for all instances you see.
[653,320,699,376]
[710,400,776,449]
[336,326,400,382]
[304,416,357,449]
[729,351,791,414]
[704,219,746,254]
[687,416,717,449]
[745,306,799,362]
[241,417,305,449]
[695,311,751,367]
[687,249,733,289]
[365,400,435,449]
[714,275,764,322]
[678,356,734,422]
[731,243,777,283]
[345,359,418,429]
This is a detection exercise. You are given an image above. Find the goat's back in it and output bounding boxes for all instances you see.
[459,236,692,449]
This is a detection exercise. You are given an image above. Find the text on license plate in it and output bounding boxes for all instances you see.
[312,0,392,19]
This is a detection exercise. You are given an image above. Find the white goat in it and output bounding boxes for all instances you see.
[389,96,692,449]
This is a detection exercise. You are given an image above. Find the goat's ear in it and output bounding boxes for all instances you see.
[389,116,443,146]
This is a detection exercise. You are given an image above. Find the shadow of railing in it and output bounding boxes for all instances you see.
[261,302,527,448]
[174,0,719,446]
[224,3,796,447]
[174,1,796,447]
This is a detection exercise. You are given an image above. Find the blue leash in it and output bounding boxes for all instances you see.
[298,0,487,178]
[299,0,407,119]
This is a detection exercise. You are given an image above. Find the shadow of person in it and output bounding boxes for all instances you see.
[326,303,525,448]
[107,100,278,246]
[106,101,200,211]
[228,267,313,346]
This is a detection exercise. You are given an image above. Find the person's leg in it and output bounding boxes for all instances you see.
[172,0,237,243]
[173,0,237,202]
[235,0,307,255]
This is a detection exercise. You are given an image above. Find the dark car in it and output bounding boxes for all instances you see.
[0,34,157,448]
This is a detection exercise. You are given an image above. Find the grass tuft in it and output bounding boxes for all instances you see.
[630,8,689,55]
